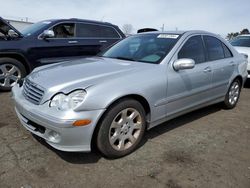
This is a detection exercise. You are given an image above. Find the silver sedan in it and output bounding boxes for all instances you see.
[12,31,248,158]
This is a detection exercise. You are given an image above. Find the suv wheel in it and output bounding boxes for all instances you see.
[223,78,241,109]
[0,58,26,91]
[96,99,146,158]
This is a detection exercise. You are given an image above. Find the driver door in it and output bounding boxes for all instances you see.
[27,22,81,65]
[166,35,213,116]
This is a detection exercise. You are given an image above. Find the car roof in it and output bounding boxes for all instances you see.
[137,30,215,36]
[42,18,116,26]
[238,34,250,37]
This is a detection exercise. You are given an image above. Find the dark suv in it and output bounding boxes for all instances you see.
[0,17,125,90]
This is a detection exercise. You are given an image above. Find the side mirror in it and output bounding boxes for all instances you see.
[42,30,55,39]
[173,58,195,71]
[8,29,18,37]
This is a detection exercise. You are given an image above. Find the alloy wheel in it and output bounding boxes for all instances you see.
[228,81,240,105]
[109,108,142,151]
[0,64,21,87]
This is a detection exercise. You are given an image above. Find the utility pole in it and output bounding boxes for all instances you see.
[160,24,165,32]
[101,16,105,22]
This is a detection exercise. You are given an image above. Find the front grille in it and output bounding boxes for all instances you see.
[23,79,45,105]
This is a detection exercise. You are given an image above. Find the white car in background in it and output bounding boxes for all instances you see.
[230,34,250,78]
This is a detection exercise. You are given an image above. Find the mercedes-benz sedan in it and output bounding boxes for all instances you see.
[12,31,248,158]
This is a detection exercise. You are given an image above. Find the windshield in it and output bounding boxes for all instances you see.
[230,36,250,47]
[102,33,180,64]
[21,21,51,36]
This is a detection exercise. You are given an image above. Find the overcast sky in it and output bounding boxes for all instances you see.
[1,0,250,36]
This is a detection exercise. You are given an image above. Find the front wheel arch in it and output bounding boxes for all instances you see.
[0,53,31,74]
[90,94,151,152]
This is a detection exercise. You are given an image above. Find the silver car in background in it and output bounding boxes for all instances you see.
[230,34,250,78]
[12,31,248,158]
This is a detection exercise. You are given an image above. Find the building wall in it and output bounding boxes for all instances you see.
[6,19,33,31]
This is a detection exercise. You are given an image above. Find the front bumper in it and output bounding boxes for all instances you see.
[12,85,105,152]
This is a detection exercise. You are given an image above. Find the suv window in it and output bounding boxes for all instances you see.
[178,35,206,64]
[203,36,224,61]
[76,23,120,38]
[52,23,75,38]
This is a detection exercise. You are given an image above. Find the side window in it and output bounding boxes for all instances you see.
[102,26,120,38]
[203,36,224,61]
[178,35,206,64]
[76,23,120,38]
[76,23,100,38]
[222,43,233,58]
[52,23,75,38]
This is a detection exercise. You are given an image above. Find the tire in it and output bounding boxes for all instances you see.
[96,99,146,158]
[223,78,241,109]
[0,58,26,91]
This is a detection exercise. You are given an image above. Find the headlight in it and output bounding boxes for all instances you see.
[50,90,87,111]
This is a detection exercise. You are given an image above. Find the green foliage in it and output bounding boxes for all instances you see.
[226,28,249,40]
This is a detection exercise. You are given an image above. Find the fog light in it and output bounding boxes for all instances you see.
[48,130,60,143]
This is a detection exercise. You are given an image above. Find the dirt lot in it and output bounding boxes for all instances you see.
[0,82,250,188]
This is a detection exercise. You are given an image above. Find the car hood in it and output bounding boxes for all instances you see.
[28,57,152,94]
[0,17,22,37]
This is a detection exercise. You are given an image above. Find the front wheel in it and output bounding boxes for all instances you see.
[96,99,146,158]
[0,58,26,91]
[223,79,241,109]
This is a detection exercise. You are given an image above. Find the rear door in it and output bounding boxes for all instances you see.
[75,22,122,55]
[203,35,235,97]
[166,35,213,116]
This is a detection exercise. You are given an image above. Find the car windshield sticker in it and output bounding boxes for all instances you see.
[157,34,179,39]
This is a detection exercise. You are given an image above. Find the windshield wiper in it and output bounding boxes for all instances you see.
[113,56,135,61]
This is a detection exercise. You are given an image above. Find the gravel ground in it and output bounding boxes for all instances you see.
[0,82,250,188]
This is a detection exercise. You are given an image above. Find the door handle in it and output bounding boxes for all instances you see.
[68,40,78,44]
[99,40,107,43]
[203,67,212,73]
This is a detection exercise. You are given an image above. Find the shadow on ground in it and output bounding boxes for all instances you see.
[32,134,102,164]
[244,79,250,88]
[145,103,222,141]
[33,102,222,164]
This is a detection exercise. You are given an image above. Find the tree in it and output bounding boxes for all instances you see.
[226,32,239,40]
[122,24,133,35]
[240,28,250,35]
[226,28,250,40]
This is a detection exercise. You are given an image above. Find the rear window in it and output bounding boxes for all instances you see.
[76,23,120,38]
[230,36,250,47]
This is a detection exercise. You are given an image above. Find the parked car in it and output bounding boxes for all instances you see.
[230,34,250,79]
[137,28,158,33]
[12,31,248,158]
[0,17,125,91]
